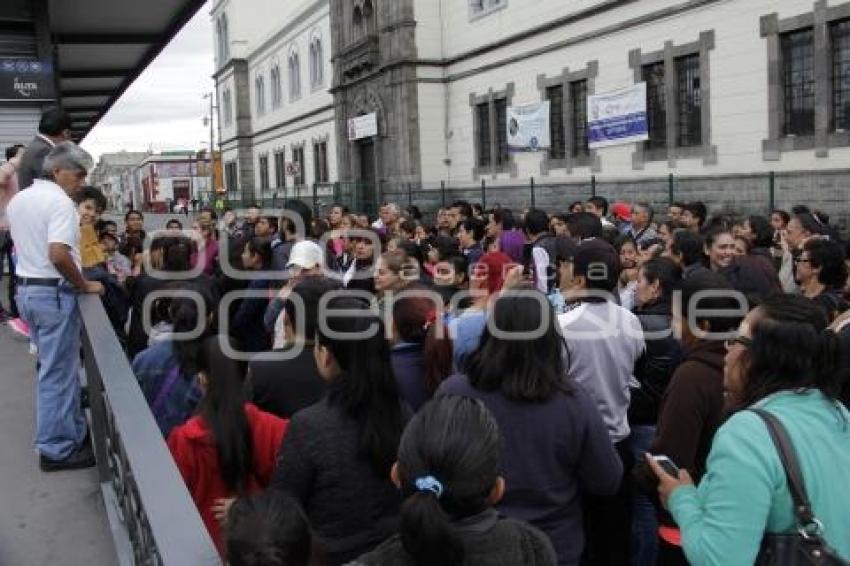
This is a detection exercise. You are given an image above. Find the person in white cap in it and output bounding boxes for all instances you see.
[263,240,326,348]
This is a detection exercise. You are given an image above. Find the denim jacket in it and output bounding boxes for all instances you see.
[131,340,202,437]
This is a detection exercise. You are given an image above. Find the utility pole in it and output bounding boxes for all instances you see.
[203,92,216,203]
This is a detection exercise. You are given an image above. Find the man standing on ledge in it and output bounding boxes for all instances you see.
[8,142,104,472]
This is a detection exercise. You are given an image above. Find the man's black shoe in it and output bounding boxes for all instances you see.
[39,443,96,472]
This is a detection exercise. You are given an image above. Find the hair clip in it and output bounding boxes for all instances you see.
[414,475,443,499]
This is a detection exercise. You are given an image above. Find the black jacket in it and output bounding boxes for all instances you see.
[629,300,682,425]
[352,509,557,566]
[272,398,410,565]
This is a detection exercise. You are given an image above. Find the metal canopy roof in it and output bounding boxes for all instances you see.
[49,0,206,141]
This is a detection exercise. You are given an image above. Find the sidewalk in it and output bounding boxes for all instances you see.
[0,293,115,565]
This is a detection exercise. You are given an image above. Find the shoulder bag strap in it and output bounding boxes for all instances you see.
[749,408,817,528]
[151,365,183,416]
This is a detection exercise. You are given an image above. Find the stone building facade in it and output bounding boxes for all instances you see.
[213,0,850,226]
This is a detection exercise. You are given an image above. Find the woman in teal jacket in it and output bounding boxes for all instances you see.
[648,294,850,565]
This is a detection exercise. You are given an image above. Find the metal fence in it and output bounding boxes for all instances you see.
[116,170,850,232]
[79,295,219,566]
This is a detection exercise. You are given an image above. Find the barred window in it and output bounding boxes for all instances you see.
[781,28,815,136]
[292,146,305,186]
[676,54,702,147]
[494,97,508,164]
[832,20,850,132]
[546,85,565,159]
[570,79,589,157]
[643,62,667,150]
[225,162,237,192]
[476,102,491,167]
[274,151,286,188]
[314,141,329,183]
[259,155,269,191]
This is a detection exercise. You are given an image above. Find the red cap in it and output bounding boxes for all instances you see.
[611,202,632,222]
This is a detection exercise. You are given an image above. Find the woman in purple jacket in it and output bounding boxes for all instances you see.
[436,292,622,565]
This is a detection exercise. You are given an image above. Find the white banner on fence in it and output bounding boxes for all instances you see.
[348,112,377,141]
[507,101,550,151]
[587,83,649,149]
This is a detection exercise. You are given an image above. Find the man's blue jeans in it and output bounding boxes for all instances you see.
[16,284,87,460]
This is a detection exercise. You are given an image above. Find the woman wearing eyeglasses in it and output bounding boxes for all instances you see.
[633,271,744,565]
[647,294,850,564]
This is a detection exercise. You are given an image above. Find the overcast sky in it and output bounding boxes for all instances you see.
[81,2,214,163]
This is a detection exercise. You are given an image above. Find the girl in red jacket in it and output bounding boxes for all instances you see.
[167,335,288,556]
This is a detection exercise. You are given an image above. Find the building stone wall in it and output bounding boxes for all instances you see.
[329,0,423,185]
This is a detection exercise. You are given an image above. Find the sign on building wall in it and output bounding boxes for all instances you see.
[587,83,649,148]
[348,113,377,141]
[0,60,55,101]
[507,101,550,151]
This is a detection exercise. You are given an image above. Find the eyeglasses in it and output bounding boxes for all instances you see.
[724,336,753,349]
[793,257,812,265]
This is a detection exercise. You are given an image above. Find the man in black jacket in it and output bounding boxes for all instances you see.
[17,108,71,191]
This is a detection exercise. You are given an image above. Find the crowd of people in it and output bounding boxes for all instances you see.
[1,111,849,566]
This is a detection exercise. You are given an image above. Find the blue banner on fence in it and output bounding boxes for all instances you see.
[587,83,649,149]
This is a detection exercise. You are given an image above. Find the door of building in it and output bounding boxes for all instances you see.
[357,139,377,216]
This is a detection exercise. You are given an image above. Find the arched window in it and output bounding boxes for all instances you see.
[255,74,265,115]
[363,0,375,34]
[222,89,233,125]
[215,19,223,62]
[288,50,301,100]
[270,65,281,108]
[221,14,230,60]
[309,35,323,88]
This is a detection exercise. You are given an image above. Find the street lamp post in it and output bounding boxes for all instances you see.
[203,92,217,204]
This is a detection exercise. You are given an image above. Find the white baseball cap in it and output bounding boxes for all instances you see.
[286,240,324,270]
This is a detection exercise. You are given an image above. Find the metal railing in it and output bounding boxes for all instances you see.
[114,169,850,232]
[79,295,219,566]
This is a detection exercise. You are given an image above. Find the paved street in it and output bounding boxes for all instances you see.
[0,283,115,566]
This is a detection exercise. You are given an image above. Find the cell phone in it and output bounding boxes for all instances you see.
[652,455,680,477]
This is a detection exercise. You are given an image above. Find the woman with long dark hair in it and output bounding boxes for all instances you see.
[437,292,622,565]
[354,396,557,565]
[167,335,287,556]
[132,279,220,437]
[649,294,850,563]
[271,296,408,565]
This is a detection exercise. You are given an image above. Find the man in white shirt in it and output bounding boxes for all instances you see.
[8,142,103,472]
[556,237,644,565]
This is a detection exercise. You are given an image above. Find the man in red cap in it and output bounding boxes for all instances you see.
[610,201,633,234]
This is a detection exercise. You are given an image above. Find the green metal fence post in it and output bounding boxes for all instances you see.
[480,178,486,210]
[407,183,413,208]
[768,171,775,212]
[591,175,596,198]
[312,183,319,217]
[668,173,674,205]
[441,180,446,207]
[530,176,536,209]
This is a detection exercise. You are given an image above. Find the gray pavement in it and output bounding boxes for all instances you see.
[0,286,116,566]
